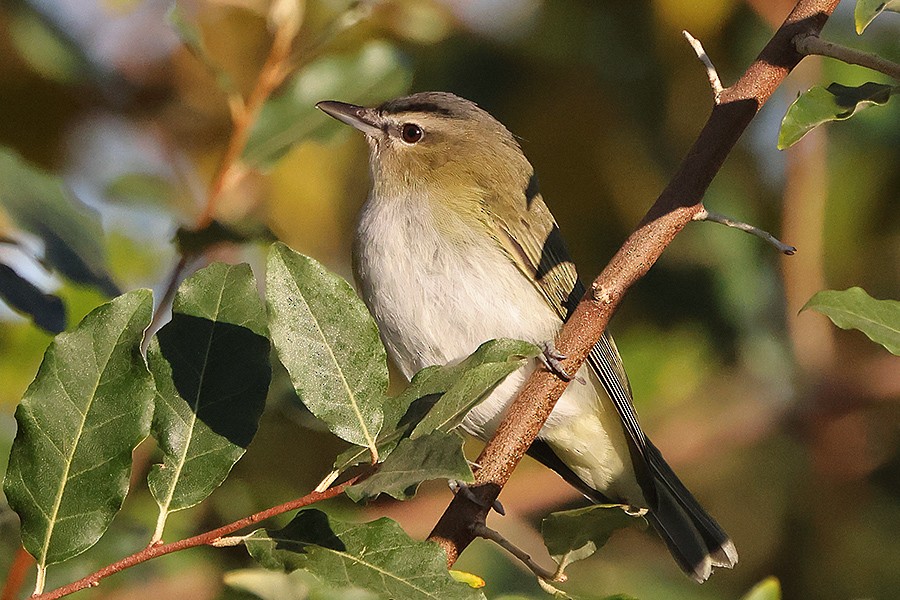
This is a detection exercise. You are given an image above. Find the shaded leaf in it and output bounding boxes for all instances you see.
[542,505,645,571]
[802,287,900,355]
[345,432,472,502]
[0,262,65,333]
[333,339,538,472]
[147,263,271,540]
[266,243,385,455]
[778,82,896,149]
[855,0,900,33]
[3,290,154,570]
[245,509,484,600]
[0,148,118,296]
[741,577,782,600]
[175,220,276,256]
[243,40,413,168]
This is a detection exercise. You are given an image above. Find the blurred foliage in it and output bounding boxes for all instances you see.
[0,1,897,599]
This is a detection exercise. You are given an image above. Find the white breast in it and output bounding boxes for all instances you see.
[353,191,642,502]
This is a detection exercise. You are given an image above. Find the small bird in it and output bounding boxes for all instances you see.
[317,92,737,582]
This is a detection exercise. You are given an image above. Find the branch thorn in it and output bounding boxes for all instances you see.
[693,207,797,254]
[683,30,724,101]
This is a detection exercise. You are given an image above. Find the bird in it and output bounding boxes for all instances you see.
[316,91,737,582]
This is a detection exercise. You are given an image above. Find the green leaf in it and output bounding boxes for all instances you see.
[0,262,65,333]
[223,568,379,600]
[244,509,485,600]
[855,0,900,33]
[778,82,896,149]
[802,287,900,355]
[175,220,276,256]
[345,432,472,502]
[0,148,118,296]
[104,172,176,207]
[3,290,154,571]
[741,577,781,600]
[243,40,413,168]
[542,505,645,571]
[167,2,236,94]
[266,243,385,456]
[333,339,539,472]
[147,263,271,541]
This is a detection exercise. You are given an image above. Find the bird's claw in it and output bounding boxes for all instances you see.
[540,341,573,381]
[449,480,505,516]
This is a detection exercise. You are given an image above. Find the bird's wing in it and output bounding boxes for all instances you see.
[487,181,653,479]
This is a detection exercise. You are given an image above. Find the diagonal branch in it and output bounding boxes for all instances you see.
[427,0,841,566]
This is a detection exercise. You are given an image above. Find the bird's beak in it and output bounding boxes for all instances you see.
[316,101,382,137]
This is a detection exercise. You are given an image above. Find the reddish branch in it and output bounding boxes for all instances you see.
[30,478,358,600]
[428,0,842,566]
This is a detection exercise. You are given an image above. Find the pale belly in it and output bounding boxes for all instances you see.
[353,196,643,502]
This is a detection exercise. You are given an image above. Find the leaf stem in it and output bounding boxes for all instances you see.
[30,478,359,600]
[794,33,900,80]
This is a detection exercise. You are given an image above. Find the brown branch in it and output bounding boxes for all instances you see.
[31,478,359,600]
[427,0,841,566]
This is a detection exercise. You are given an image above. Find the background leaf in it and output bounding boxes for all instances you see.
[741,577,782,600]
[243,40,413,168]
[855,0,900,33]
[223,568,379,600]
[802,287,900,355]
[266,243,385,455]
[0,148,118,296]
[345,432,472,502]
[2,290,154,569]
[542,505,645,571]
[778,83,896,149]
[147,262,271,541]
[0,262,65,333]
[244,509,485,600]
[166,2,235,94]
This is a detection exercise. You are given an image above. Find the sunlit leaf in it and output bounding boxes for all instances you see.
[266,243,385,456]
[243,40,413,168]
[741,577,781,600]
[778,82,896,149]
[3,290,154,572]
[244,509,485,600]
[0,149,118,296]
[0,262,65,333]
[449,570,485,589]
[855,0,900,33]
[333,339,538,473]
[802,287,900,355]
[345,432,472,502]
[147,263,271,541]
[542,505,645,571]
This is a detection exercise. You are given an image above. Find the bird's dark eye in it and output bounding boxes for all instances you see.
[400,123,423,144]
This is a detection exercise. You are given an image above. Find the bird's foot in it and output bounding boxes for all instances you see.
[449,480,505,516]
[540,341,572,381]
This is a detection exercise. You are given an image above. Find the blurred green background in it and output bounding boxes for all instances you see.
[0,0,897,599]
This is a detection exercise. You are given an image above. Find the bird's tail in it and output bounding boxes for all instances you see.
[643,440,737,582]
[527,439,737,583]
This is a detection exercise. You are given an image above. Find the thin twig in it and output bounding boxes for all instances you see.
[471,523,563,582]
[795,33,900,81]
[683,30,724,100]
[694,207,797,254]
[428,0,841,567]
[31,478,360,600]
